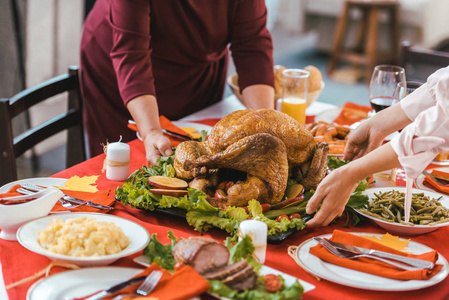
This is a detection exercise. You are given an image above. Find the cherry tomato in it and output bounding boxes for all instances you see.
[276,214,288,222]
[264,274,282,292]
[289,213,302,220]
[261,203,271,213]
[175,262,183,270]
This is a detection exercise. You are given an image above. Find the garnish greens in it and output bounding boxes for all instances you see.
[143,232,304,300]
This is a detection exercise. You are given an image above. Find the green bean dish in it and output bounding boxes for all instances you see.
[360,190,449,226]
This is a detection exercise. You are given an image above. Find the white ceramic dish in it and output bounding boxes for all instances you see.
[137,121,212,141]
[314,107,342,124]
[357,187,449,236]
[296,232,448,291]
[27,267,142,300]
[134,255,316,294]
[17,212,149,267]
[415,167,449,192]
[0,178,68,241]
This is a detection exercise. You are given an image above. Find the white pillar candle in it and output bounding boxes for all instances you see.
[238,219,268,263]
[106,140,130,181]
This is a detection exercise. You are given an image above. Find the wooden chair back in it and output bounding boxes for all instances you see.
[400,41,449,82]
[0,66,86,186]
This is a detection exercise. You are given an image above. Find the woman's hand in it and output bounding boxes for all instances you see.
[126,94,173,166]
[344,103,412,161]
[305,166,360,227]
[142,130,172,166]
[343,121,385,161]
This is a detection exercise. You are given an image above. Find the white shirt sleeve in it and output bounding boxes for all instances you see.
[390,66,449,178]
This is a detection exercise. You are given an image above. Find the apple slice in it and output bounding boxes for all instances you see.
[148,176,188,190]
[284,184,304,201]
[149,189,189,197]
[271,195,305,210]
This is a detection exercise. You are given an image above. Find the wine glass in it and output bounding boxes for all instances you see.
[369,65,406,113]
[393,81,423,101]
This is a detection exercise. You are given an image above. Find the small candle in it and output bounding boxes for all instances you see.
[106,140,130,181]
[238,219,268,263]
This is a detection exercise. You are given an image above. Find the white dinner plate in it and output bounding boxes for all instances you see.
[26,267,142,300]
[172,121,212,133]
[356,187,449,236]
[296,232,448,291]
[136,121,212,141]
[133,255,315,294]
[17,212,150,267]
[415,167,449,192]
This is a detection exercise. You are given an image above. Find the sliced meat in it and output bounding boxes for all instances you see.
[221,264,255,284]
[227,272,258,291]
[172,237,229,274]
[202,259,248,280]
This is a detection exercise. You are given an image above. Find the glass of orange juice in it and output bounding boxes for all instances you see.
[280,69,310,124]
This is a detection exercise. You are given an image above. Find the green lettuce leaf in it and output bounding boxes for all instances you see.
[143,232,178,272]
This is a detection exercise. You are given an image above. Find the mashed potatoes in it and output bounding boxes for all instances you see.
[37,217,130,257]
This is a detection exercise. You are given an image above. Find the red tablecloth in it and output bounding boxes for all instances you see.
[2,135,449,299]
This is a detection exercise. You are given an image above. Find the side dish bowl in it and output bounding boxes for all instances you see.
[0,184,62,241]
[356,187,449,236]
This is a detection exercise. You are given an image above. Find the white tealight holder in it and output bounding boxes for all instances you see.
[106,139,130,181]
[239,219,268,263]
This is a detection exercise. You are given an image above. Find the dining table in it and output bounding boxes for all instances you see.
[1,95,449,300]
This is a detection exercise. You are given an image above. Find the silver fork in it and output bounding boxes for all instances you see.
[16,188,85,209]
[112,270,163,299]
[315,237,419,271]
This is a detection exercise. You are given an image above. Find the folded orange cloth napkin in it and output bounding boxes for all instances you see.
[0,184,113,213]
[0,184,22,198]
[77,263,210,300]
[333,102,372,126]
[423,170,449,195]
[309,230,442,280]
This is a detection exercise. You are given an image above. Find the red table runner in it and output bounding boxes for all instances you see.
[2,122,449,299]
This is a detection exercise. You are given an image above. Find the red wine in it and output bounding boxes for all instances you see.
[370,97,397,112]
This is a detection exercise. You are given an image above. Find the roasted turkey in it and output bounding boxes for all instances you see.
[174,109,329,207]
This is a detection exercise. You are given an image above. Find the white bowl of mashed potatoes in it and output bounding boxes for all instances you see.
[17,213,149,266]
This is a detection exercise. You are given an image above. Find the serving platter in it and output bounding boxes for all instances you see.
[133,255,316,295]
[146,207,307,244]
[17,212,149,267]
[295,232,449,291]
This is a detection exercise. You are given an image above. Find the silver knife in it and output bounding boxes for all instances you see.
[322,238,434,269]
[20,183,114,210]
[84,275,146,300]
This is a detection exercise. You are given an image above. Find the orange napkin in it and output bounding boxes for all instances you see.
[77,263,210,300]
[423,170,449,195]
[309,230,442,280]
[333,102,372,126]
[0,184,113,213]
[0,184,22,198]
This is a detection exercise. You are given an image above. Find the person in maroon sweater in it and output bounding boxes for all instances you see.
[80,0,275,165]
